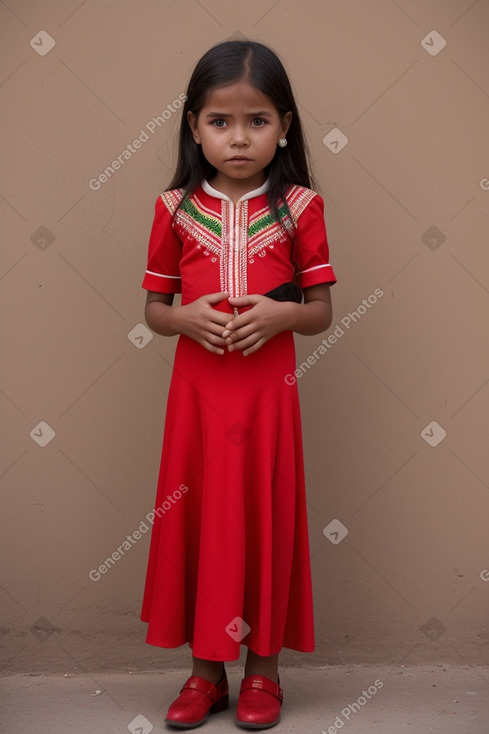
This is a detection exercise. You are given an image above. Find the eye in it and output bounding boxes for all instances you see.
[211,119,227,128]
[251,118,267,126]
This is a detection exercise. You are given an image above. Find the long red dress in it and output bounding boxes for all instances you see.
[141,180,336,661]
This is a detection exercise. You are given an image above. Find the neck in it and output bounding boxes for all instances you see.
[208,173,266,203]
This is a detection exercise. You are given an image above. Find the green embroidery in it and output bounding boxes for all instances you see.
[181,198,222,237]
[248,203,291,237]
[180,196,293,241]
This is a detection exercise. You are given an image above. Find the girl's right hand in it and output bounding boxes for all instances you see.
[171,292,231,355]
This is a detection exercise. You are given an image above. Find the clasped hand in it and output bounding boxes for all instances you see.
[223,294,295,356]
[180,292,294,356]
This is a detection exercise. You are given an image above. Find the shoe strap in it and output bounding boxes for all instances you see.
[181,675,222,702]
[239,675,283,701]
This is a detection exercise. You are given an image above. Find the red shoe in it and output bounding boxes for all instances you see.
[235,675,283,729]
[165,671,229,729]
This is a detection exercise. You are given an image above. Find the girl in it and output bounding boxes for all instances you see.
[141,40,336,730]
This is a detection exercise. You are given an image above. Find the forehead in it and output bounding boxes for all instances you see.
[202,81,275,111]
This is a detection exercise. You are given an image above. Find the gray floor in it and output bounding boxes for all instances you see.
[1,664,488,733]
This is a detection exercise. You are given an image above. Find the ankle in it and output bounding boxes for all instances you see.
[191,658,225,683]
[244,651,279,683]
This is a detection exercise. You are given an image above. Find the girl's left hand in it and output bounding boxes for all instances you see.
[223,295,296,356]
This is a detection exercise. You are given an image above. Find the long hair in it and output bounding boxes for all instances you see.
[168,40,316,225]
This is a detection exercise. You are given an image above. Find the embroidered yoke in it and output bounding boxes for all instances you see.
[143,180,336,302]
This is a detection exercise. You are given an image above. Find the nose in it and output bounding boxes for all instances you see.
[230,125,249,147]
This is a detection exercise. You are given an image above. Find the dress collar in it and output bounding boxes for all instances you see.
[201,179,269,202]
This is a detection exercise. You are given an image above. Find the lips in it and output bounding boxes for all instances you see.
[228,156,251,161]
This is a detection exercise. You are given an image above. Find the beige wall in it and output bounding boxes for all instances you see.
[2,0,488,674]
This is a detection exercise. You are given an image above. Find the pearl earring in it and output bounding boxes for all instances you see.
[278,138,287,148]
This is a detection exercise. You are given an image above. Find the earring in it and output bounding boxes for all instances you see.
[278,138,287,148]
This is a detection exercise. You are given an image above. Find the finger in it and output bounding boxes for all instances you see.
[223,322,256,340]
[227,332,263,352]
[243,338,266,356]
[205,305,234,325]
[228,336,266,355]
[211,314,234,329]
[228,294,264,308]
[223,310,255,332]
[202,336,226,354]
[223,320,238,333]
[204,291,230,305]
[205,343,225,355]
[222,319,246,336]
[209,331,229,346]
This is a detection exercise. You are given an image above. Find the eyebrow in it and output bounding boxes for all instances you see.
[205,111,273,118]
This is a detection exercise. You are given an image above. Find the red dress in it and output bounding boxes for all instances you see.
[141,180,336,661]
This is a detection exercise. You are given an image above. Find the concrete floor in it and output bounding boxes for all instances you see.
[1,664,488,734]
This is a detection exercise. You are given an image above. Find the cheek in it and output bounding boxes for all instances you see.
[207,134,227,153]
[201,135,218,151]
[263,129,280,150]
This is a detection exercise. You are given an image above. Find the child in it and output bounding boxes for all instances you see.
[141,40,336,730]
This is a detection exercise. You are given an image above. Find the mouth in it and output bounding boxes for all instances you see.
[228,156,251,161]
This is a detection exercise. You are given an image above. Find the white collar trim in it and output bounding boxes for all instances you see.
[202,179,269,202]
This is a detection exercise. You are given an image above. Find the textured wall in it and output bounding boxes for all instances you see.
[1,0,488,676]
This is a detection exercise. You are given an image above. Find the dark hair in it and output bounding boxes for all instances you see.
[168,40,316,224]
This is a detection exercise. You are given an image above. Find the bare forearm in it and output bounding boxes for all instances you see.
[287,298,333,336]
[145,301,181,337]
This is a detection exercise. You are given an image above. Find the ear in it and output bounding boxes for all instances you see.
[280,111,293,140]
[187,111,201,144]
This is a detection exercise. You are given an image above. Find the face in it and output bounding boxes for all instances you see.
[187,80,292,196]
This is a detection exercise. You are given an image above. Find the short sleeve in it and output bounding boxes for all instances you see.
[293,194,337,289]
[142,195,182,293]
